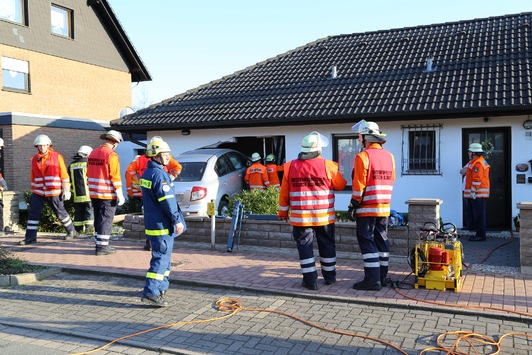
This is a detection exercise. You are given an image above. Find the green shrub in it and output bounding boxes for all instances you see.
[229,187,280,215]
[117,197,143,215]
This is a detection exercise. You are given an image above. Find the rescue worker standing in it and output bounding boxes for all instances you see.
[245,152,270,190]
[140,139,186,307]
[126,136,182,251]
[278,131,347,290]
[265,154,284,188]
[19,134,75,245]
[463,143,490,242]
[68,145,94,237]
[348,120,395,291]
[87,130,125,255]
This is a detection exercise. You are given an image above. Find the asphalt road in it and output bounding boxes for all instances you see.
[0,271,530,355]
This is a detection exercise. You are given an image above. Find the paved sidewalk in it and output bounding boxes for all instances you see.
[1,232,530,319]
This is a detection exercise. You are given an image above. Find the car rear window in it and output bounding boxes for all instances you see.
[177,162,207,182]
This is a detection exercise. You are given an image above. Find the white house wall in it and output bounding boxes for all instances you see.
[130,115,531,227]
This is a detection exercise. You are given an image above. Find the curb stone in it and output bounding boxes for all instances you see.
[0,267,62,286]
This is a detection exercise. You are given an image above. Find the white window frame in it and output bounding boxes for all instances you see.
[51,4,73,38]
[1,56,29,93]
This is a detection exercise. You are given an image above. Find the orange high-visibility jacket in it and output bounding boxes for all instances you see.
[266,163,284,188]
[279,157,347,226]
[464,156,490,198]
[87,143,122,200]
[245,162,270,190]
[30,148,70,197]
[352,143,395,217]
[125,154,182,197]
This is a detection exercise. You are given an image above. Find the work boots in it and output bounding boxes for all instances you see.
[141,295,168,307]
[352,278,382,291]
[95,246,116,256]
[64,231,76,240]
[18,238,36,245]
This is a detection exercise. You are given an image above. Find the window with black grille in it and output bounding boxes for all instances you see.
[401,124,442,175]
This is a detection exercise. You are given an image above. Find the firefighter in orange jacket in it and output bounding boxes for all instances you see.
[279,132,347,290]
[265,154,284,188]
[245,152,270,190]
[464,143,490,242]
[19,135,75,245]
[87,130,125,256]
[126,140,182,198]
[348,120,395,291]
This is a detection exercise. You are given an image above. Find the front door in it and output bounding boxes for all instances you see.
[463,127,511,229]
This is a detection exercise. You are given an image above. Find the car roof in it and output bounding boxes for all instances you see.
[176,148,247,162]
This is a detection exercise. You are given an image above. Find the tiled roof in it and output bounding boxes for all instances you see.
[112,12,532,131]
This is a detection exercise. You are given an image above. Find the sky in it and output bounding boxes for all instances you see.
[107,0,532,109]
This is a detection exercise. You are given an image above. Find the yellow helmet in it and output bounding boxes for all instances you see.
[146,140,171,157]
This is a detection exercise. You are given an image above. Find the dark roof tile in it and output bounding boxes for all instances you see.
[113,12,532,131]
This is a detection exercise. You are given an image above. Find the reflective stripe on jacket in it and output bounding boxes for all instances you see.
[279,157,347,227]
[245,162,270,190]
[141,160,186,236]
[31,149,69,197]
[464,156,490,198]
[266,163,283,188]
[87,143,122,200]
[69,157,91,203]
[352,143,395,217]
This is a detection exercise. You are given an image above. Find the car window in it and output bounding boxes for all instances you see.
[214,155,233,176]
[226,152,247,170]
[177,162,206,182]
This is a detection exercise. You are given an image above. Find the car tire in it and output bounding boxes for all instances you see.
[218,199,229,218]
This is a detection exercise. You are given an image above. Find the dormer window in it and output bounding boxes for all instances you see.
[51,4,73,38]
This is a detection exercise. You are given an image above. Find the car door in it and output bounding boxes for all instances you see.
[214,154,239,201]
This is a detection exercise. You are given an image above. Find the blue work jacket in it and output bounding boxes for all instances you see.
[140,160,186,236]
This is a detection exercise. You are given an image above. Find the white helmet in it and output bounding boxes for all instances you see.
[0,138,4,147]
[33,134,52,146]
[265,154,276,163]
[146,140,171,157]
[301,131,329,153]
[251,152,261,162]
[100,130,123,143]
[468,143,483,153]
[77,145,93,156]
[351,120,386,142]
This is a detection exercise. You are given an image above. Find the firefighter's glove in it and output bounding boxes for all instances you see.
[62,189,71,201]
[116,188,126,206]
[347,198,360,221]
[278,210,289,221]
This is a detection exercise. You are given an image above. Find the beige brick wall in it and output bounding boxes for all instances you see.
[0,45,132,120]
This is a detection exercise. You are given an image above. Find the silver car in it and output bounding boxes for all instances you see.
[174,148,250,217]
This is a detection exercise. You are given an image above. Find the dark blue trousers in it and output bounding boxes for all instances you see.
[91,198,116,249]
[355,217,390,284]
[144,234,175,297]
[470,198,487,238]
[25,193,74,240]
[292,224,336,285]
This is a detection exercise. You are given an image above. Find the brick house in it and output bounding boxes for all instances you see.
[1,0,150,192]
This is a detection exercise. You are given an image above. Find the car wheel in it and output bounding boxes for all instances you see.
[218,199,229,218]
